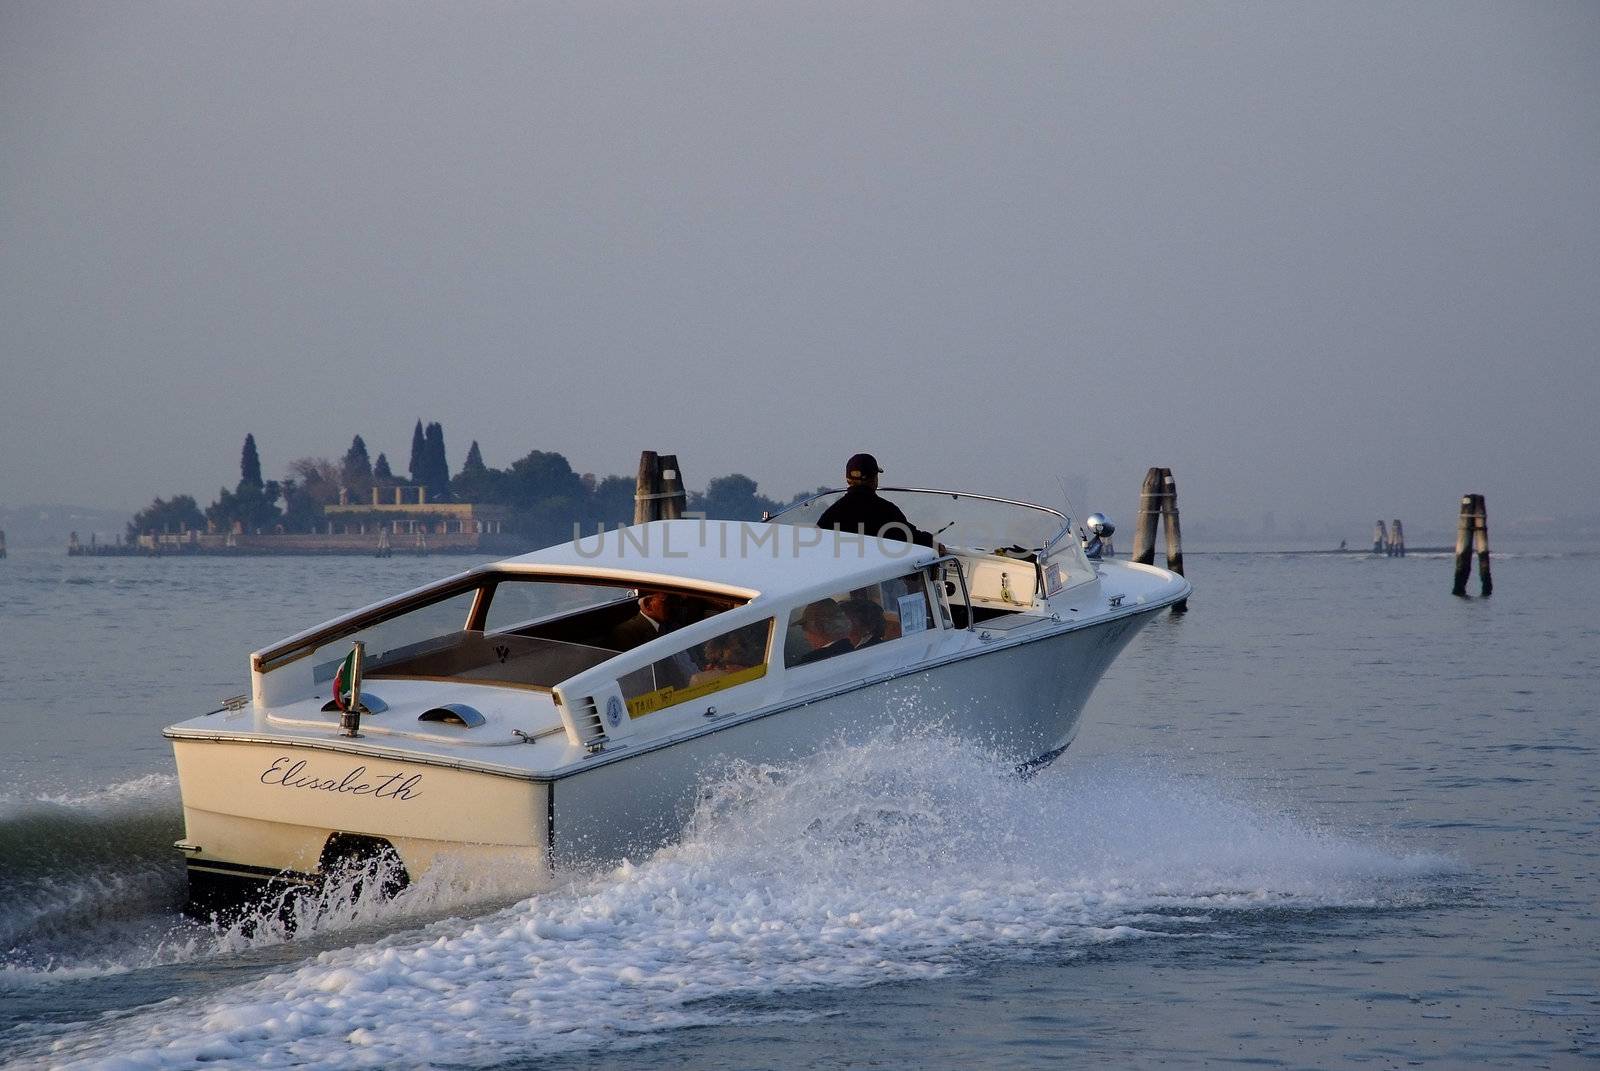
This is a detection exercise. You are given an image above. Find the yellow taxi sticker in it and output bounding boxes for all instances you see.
[626,663,768,718]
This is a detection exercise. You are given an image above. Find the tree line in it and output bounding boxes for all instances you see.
[128,424,820,544]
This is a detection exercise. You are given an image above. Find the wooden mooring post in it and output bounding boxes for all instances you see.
[659,455,686,521]
[1130,466,1188,612]
[1389,519,1405,558]
[633,451,660,525]
[1372,520,1389,555]
[634,451,688,523]
[1451,494,1492,597]
[0,528,6,559]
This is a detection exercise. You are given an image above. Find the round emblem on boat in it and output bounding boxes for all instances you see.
[605,695,624,728]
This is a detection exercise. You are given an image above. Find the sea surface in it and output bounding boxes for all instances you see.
[0,546,1596,1069]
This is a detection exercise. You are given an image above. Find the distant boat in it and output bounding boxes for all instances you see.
[164,488,1189,916]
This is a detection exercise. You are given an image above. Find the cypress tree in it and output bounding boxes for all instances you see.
[408,420,426,484]
[463,440,486,475]
[240,434,263,489]
[423,422,449,500]
[373,453,393,482]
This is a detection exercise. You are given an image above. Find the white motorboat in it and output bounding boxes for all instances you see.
[165,489,1190,915]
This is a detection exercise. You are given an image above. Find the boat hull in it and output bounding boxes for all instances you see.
[551,608,1150,868]
[171,605,1156,913]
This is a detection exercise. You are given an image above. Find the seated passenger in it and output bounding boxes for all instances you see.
[784,622,811,666]
[817,453,937,547]
[689,635,734,687]
[793,600,854,665]
[690,628,764,686]
[842,595,886,649]
[608,591,686,651]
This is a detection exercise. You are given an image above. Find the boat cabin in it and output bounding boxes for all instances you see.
[244,491,1096,759]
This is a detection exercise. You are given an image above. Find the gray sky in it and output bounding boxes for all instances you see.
[3,2,1596,535]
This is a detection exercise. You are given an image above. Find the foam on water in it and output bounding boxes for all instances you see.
[0,777,187,973]
[11,732,1456,1070]
[0,777,522,985]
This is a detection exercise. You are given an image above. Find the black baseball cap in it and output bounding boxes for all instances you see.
[846,453,883,480]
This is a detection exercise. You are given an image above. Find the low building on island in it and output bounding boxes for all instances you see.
[321,485,516,553]
[76,486,522,557]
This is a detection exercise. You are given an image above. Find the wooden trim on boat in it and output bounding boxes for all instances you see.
[254,571,751,675]
[254,574,487,673]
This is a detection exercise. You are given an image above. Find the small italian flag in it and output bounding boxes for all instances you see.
[332,646,361,712]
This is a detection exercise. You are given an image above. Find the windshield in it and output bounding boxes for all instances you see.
[260,571,745,691]
[770,488,1071,556]
[302,578,638,691]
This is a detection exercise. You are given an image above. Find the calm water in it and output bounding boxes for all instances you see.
[1,547,1596,1069]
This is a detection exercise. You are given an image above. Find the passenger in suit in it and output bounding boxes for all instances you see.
[792,600,854,665]
[609,592,682,651]
[841,596,887,650]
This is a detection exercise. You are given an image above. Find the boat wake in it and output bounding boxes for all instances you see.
[0,776,187,978]
[6,731,1457,1069]
[0,777,530,987]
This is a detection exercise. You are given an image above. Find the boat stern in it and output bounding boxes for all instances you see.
[167,730,552,918]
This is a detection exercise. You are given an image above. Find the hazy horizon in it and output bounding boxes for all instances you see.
[4,3,1596,531]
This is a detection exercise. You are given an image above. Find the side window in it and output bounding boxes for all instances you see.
[784,571,936,669]
[620,618,772,718]
[882,572,934,637]
[785,595,854,667]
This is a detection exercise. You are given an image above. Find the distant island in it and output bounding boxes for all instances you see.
[6,425,1598,555]
[69,423,819,556]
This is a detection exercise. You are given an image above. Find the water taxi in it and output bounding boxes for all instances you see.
[165,489,1189,914]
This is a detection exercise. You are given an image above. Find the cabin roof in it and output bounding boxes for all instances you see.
[495,519,938,598]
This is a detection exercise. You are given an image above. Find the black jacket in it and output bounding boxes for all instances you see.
[793,638,856,665]
[608,612,666,651]
[817,487,933,546]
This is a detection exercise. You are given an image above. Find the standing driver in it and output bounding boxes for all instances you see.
[817,453,936,548]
